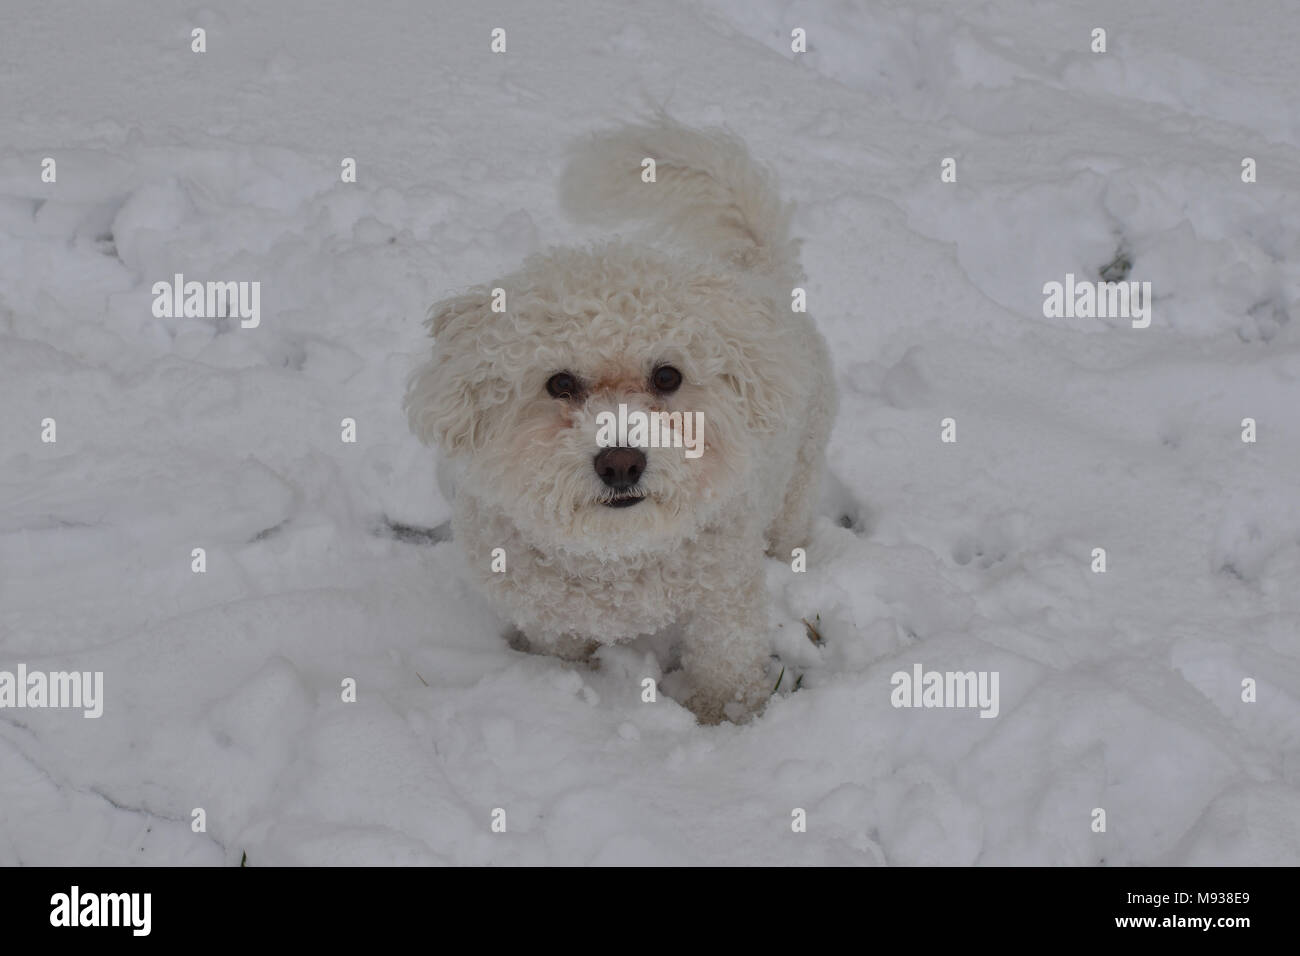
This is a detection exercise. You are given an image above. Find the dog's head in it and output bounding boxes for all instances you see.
[406,244,795,557]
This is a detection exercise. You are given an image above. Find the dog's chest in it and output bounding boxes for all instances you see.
[520,542,701,641]
[454,500,708,641]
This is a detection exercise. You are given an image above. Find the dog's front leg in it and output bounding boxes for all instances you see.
[680,561,772,724]
[506,627,599,663]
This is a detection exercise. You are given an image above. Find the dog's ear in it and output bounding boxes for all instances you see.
[406,290,507,454]
[426,290,489,339]
[717,335,797,434]
[690,274,798,434]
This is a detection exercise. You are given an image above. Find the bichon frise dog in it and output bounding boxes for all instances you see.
[406,118,836,723]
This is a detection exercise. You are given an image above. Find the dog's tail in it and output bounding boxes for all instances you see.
[558,116,799,279]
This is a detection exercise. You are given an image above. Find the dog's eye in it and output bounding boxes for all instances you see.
[651,365,683,393]
[546,371,581,400]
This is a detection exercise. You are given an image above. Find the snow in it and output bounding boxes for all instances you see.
[1,0,1298,864]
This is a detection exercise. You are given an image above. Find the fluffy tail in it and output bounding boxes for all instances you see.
[558,116,800,279]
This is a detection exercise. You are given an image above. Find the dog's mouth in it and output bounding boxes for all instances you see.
[603,493,645,508]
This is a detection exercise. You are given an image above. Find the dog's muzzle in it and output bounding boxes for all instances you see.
[594,447,646,507]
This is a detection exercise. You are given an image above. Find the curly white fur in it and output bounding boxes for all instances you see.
[406,118,836,723]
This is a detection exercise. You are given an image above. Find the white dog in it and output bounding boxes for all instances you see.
[406,118,836,723]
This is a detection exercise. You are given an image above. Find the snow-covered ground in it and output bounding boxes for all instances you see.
[1,0,1297,865]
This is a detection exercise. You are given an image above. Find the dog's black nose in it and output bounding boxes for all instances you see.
[593,447,646,490]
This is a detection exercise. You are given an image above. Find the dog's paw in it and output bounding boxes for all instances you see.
[684,677,769,725]
[505,628,599,664]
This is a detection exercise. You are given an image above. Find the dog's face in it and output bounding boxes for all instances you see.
[407,244,795,558]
